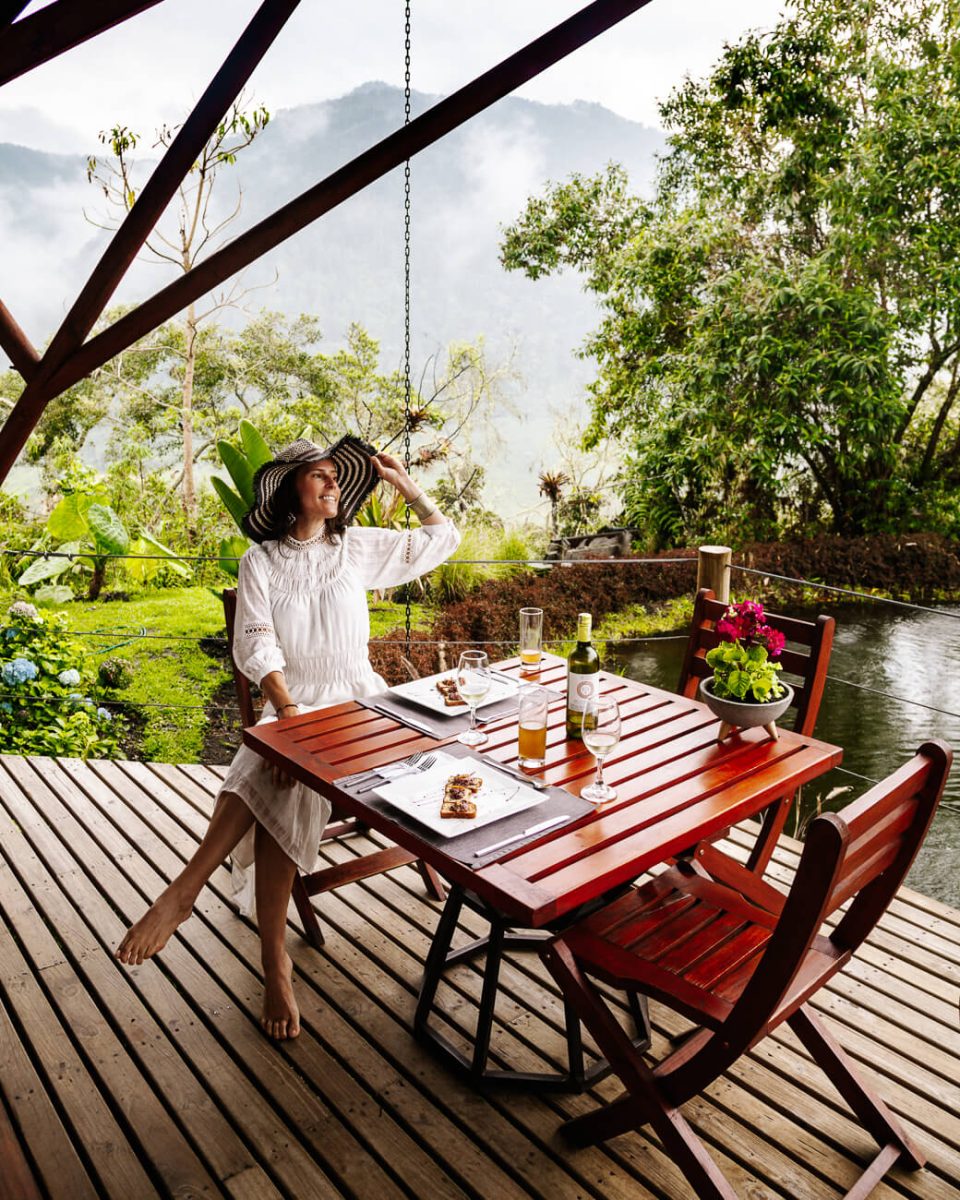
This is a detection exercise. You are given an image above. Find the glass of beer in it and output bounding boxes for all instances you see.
[519,607,544,673]
[517,684,549,769]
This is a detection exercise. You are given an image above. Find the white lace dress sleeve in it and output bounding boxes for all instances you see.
[347,520,461,590]
[234,547,286,684]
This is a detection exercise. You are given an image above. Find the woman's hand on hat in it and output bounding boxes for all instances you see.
[370,451,418,500]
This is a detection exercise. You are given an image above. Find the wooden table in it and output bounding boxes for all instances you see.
[245,653,842,1088]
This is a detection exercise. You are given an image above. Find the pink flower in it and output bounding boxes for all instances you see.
[715,600,784,657]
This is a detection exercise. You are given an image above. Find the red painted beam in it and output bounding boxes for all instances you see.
[0,1,166,87]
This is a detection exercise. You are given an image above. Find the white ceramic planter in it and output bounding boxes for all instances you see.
[699,677,794,742]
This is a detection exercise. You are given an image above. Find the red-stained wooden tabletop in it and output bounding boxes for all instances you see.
[244,654,843,927]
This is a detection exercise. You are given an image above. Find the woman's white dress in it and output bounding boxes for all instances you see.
[221,520,461,915]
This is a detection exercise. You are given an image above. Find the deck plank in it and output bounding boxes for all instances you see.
[0,754,958,1199]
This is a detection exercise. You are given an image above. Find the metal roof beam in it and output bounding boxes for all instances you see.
[0,299,39,379]
[45,0,654,401]
[0,1,166,88]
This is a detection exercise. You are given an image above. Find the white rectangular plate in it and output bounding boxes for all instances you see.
[388,671,518,717]
[374,751,545,838]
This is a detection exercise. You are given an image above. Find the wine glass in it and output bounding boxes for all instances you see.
[580,696,621,802]
[456,649,491,746]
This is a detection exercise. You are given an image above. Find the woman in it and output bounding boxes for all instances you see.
[116,435,460,1041]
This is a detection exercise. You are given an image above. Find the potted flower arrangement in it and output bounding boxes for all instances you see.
[699,600,793,741]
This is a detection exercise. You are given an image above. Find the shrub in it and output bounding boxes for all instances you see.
[0,601,126,757]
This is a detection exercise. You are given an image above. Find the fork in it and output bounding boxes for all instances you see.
[356,752,437,792]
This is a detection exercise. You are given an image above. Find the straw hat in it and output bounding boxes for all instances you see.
[241,434,379,543]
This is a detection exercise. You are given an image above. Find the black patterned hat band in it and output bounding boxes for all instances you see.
[242,435,379,543]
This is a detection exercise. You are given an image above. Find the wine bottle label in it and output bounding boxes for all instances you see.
[567,671,600,713]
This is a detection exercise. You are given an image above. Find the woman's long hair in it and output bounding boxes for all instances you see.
[254,467,348,544]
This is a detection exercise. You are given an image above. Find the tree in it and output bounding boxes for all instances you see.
[86,99,270,530]
[502,0,960,543]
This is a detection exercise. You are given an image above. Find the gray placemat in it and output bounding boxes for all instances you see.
[338,742,593,867]
[360,681,561,740]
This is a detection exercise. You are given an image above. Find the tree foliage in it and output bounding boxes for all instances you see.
[502,0,960,543]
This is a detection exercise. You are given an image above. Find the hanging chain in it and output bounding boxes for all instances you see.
[402,0,413,657]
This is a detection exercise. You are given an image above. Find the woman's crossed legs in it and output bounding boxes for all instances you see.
[115,790,302,1039]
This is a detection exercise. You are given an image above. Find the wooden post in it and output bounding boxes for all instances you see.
[697,545,731,603]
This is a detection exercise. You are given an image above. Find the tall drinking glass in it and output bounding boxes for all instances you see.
[519,607,544,673]
[580,696,621,803]
[517,684,549,769]
[456,650,491,746]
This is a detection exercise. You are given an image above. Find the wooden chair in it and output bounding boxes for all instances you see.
[541,740,951,1200]
[222,588,444,948]
[679,587,835,877]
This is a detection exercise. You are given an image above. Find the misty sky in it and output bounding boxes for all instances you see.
[2,1,782,151]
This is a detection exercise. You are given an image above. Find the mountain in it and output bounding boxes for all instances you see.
[0,84,664,515]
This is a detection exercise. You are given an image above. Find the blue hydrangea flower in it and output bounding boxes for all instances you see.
[67,692,83,704]
[58,668,81,686]
[0,700,12,713]
[96,706,113,722]
[3,628,17,640]
[2,657,38,686]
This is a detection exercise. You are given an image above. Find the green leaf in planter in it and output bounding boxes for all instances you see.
[87,504,130,556]
[239,419,274,469]
[47,492,92,541]
[217,439,256,507]
[17,552,73,587]
[218,533,249,579]
[211,475,250,531]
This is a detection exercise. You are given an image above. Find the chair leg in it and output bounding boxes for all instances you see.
[789,1005,925,1171]
[417,859,446,901]
[542,938,736,1199]
[745,793,794,875]
[291,873,324,949]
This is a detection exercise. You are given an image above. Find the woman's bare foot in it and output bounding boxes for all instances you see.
[261,951,300,1040]
[116,886,194,965]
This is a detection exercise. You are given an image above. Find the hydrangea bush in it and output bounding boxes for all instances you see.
[0,601,126,757]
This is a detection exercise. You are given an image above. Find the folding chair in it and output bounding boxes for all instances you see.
[541,740,951,1200]
[678,587,835,878]
[222,588,444,948]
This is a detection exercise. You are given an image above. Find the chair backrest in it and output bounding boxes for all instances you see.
[710,740,951,1070]
[677,587,835,736]
[222,587,257,728]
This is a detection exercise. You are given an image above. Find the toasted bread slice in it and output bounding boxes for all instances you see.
[440,773,482,818]
[435,677,466,707]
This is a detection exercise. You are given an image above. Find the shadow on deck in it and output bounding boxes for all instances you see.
[0,753,958,1199]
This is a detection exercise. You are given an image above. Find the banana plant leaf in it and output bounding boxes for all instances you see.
[218,534,249,579]
[239,419,273,468]
[47,492,92,541]
[217,439,256,507]
[211,475,249,531]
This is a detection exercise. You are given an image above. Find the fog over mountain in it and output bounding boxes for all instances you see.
[0,83,663,515]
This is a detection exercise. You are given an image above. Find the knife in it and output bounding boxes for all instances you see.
[370,704,437,737]
[482,757,548,791]
[474,814,570,857]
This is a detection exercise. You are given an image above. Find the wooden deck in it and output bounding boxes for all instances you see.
[0,754,957,1200]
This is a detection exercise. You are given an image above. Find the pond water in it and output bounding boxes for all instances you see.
[608,603,960,910]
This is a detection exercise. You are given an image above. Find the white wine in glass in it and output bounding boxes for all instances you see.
[456,650,491,746]
[581,696,621,802]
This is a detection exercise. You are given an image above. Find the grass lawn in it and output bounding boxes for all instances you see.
[2,588,433,763]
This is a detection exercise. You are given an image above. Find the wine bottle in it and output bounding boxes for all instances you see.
[566,612,600,739]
